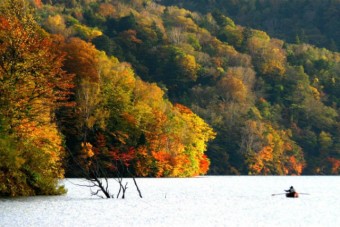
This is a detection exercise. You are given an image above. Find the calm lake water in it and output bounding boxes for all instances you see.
[1,176,339,226]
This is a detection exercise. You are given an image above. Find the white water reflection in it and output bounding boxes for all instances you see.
[1,176,339,226]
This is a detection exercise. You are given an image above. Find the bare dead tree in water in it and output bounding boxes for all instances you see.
[113,158,143,199]
[71,141,142,199]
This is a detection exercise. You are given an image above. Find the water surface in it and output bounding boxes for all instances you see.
[1,176,339,226]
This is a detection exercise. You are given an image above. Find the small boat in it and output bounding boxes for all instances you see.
[286,192,299,198]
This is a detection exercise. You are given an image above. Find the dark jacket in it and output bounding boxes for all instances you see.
[285,186,296,193]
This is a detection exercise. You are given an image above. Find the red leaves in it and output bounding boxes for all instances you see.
[108,147,136,167]
[89,133,137,170]
[81,132,137,174]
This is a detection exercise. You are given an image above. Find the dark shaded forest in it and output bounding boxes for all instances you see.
[0,0,339,196]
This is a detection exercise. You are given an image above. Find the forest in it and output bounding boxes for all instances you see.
[162,0,340,52]
[0,0,339,196]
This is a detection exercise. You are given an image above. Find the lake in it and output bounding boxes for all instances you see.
[1,176,339,226]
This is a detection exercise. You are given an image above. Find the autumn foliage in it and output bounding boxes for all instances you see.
[241,120,305,175]
[54,36,215,178]
[2,0,340,198]
[0,0,73,196]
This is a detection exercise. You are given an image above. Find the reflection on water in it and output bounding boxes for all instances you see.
[1,176,339,226]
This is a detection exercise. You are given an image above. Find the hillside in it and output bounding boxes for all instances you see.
[162,0,340,52]
[1,0,339,196]
[37,0,340,175]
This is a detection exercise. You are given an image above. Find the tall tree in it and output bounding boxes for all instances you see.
[0,0,73,196]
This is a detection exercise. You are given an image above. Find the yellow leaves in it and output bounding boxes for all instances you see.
[73,24,103,41]
[319,131,333,151]
[165,6,198,32]
[247,32,286,76]
[178,54,199,81]
[133,80,165,108]
[111,131,129,145]
[219,76,247,102]
[58,37,214,177]
[135,146,153,177]
[44,14,67,35]
[14,157,25,169]
[108,63,136,93]
[222,25,244,48]
[48,14,63,26]
[309,86,320,100]
[0,0,72,196]
[130,89,214,177]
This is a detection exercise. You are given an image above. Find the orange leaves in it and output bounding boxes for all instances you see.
[131,99,214,177]
[285,156,304,175]
[98,3,116,18]
[260,146,274,162]
[248,145,273,175]
[199,155,210,175]
[121,112,138,129]
[81,142,95,159]
[0,16,10,30]
[62,37,100,82]
[327,157,340,174]
[242,120,305,175]
[135,146,153,177]
[0,13,74,125]
[120,29,143,44]
[151,151,172,177]
[33,0,43,8]
[174,103,192,114]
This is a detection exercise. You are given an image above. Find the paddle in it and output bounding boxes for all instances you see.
[271,193,286,196]
[271,192,310,196]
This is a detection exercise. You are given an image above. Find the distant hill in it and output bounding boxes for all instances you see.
[162,0,340,52]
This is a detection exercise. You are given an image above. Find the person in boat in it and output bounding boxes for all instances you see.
[285,186,296,193]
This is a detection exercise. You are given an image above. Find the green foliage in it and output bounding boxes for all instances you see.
[163,0,340,52]
[0,132,66,196]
